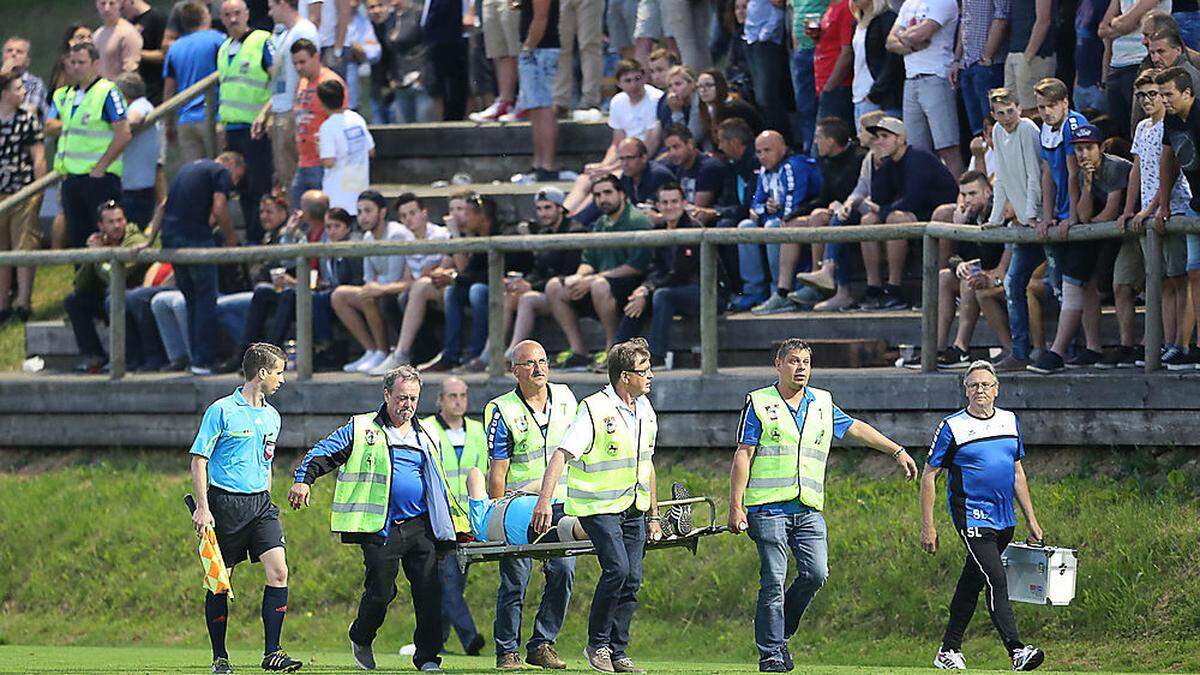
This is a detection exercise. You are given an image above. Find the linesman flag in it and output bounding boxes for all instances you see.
[185,494,234,599]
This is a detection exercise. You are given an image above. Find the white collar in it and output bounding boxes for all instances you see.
[603,384,647,418]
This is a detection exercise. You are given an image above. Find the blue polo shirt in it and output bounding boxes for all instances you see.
[189,387,282,494]
[736,385,856,514]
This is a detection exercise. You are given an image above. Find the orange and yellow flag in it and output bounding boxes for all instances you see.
[198,526,234,599]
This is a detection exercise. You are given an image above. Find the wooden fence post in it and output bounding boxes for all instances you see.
[108,257,126,380]
[295,255,313,380]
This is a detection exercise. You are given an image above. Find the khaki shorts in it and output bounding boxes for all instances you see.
[0,191,44,251]
[1113,232,1189,287]
[1004,53,1057,110]
[482,0,521,59]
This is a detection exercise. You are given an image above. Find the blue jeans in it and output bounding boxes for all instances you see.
[821,212,857,286]
[738,217,782,298]
[1003,243,1048,360]
[443,281,488,365]
[747,509,829,664]
[959,62,1005,135]
[166,237,220,368]
[125,285,170,369]
[291,166,324,214]
[853,98,901,125]
[1073,85,1106,114]
[579,511,645,659]
[494,556,575,655]
[439,556,481,649]
[817,86,854,130]
[790,47,817,153]
[614,284,709,357]
[1177,10,1200,50]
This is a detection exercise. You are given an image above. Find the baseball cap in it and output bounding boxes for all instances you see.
[866,116,906,137]
[535,186,566,206]
[1070,124,1103,144]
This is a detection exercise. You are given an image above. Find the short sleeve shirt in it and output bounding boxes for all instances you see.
[608,85,664,140]
[1077,154,1131,208]
[1162,102,1200,213]
[294,66,348,168]
[1133,116,1192,214]
[813,0,855,91]
[161,159,235,242]
[735,386,856,447]
[318,109,375,213]
[558,386,653,460]
[671,153,726,203]
[0,107,44,193]
[48,80,127,124]
[189,387,282,494]
[270,19,320,112]
[163,29,226,124]
[927,408,1024,530]
[894,0,959,78]
[405,223,451,278]
[363,221,412,284]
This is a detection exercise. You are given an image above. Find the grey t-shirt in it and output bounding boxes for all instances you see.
[1077,153,1132,207]
[120,97,162,192]
[363,221,412,284]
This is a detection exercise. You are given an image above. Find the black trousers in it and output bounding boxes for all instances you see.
[61,173,121,249]
[224,127,273,245]
[429,40,469,121]
[942,526,1023,654]
[63,289,107,358]
[350,515,443,668]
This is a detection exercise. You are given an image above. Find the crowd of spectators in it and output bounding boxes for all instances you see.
[2,0,1200,376]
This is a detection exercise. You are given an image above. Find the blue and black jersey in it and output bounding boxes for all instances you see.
[927,408,1024,531]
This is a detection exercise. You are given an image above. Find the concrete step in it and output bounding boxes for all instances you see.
[373,181,574,224]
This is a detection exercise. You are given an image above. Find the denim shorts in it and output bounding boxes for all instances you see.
[517,48,560,111]
[1184,207,1200,272]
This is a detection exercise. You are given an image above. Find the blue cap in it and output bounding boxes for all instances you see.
[1070,124,1103,145]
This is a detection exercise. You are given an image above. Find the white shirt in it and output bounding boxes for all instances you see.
[1133,116,1192,214]
[318,109,375,214]
[271,18,321,113]
[558,385,655,461]
[895,0,958,78]
[444,425,467,449]
[851,25,873,103]
[404,223,451,279]
[608,85,664,140]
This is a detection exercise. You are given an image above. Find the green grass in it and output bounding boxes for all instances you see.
[1,449,1198,673]
[0,264,73,370]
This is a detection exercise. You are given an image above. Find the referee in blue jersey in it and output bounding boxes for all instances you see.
[189,343,301,674]
[920,361,1046,672]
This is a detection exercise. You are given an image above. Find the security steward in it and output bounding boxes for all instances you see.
[484,339,578,670]
[533,337,663,674]
[421,376,487,656]
[289,365,467,672]
[217,0,274,244]
[728,337,918,673]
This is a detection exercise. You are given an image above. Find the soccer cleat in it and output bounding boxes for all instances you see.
[527,643,567,669]
[584,645,615,673]
[211,657,234,674]
[1011,645,1044,671]
[261,649,302,672]
[351,638,376,670]
[933,648,966,669]
[611,655,646,673]
[666,482,694,537]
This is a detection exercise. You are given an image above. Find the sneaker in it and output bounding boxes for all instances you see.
[993,354,1032,372]
[465,634,486,656]
[751,294,797,315]
[496,652,523,669]
[1096,345,1138,370]
[571,108,605,123]
[73,354,107,374]
[857,286,886,310]
[527,643,567,669]
[879,285,910,310]
[758,658,789,673]
[1163,345,1196,371]
[584,645,615,673]
[794,269,835,293]
[343,351,374,372]
[511,171,538,185]
[786,286,830,306]
[611,656,645,673]
[13,306,30,322]
[419,353,457,373]
[666,482,694,536]
[367,350,409,376]
[351,637,376,670]
[1064,348,1102,369]
[162,357,190,372]
[1026,350,1065,374]
[555,350,591,372]
[933,648,966,670]
[1011,645,1045,671]
[355,350,389,373]
[261,649,302,672]
[498,108,529,122]
[469,98,512,122]
[588,351,609,374]
[211,657,234,674]
[780,646,794,672]
[730,292,768,312]
[189,365,214,376]
[454,356,488,374]
[417,663,443,673]
[937,346,970,370]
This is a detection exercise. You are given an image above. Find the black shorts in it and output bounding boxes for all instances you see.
[570,276,642,318]
[208,487,286,565]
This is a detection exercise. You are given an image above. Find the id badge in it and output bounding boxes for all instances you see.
[264,436,276,461]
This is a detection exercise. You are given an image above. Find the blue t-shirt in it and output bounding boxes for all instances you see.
[388,445,428,522]
[161,159,234,243]
[927,408,1024,531]
[47,79,127,124]
[219,35,275,129]
[469,494,538,544]
[1040,110,1088,221]
[164,29,226,124]
[736,386,856,514]
[189,387,281,493]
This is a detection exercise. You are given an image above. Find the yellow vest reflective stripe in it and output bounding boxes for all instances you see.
[217,30,272,123]
[330,413,392,533]
[422,415,487,506]
[55,79,124,177]
[744,385,834,511]
[565,391,656,517]
[483,382,576,499]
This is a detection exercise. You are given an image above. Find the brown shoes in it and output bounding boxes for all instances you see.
[526,643,567,669]
[496,652,523,670]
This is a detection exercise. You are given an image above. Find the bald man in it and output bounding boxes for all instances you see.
[733,131,822,312]
[422,376,487,655]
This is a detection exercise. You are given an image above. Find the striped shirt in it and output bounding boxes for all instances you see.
[927,407,1024,531]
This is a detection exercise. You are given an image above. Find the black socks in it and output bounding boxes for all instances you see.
[205,591,229,660]
[262,585,288,655]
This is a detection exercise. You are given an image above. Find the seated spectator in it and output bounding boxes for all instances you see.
[545,175,651,371]
[334,190,414,373]
[123,257,177,372]
[1029,124,1131,373]
[930,171,1011,368]
[311,207,364,349]
[732,130,822,311]
[660,123,725,207]
[656,65,700,145]
[570,137,676,227]
[858,115,958,309]
[694,117,760,231]
[1113,69,1193,369]
[0,68,45,324]
[1157,66,1200,369]
[162,0,225,164]
[695,69,764,152]
[615,182,727,367]
[317,79,375,214]
[115,72,162,232]
[754,116,864,314]
[646,46,681,92]
[65,201,150,373]
[849,0,902,123]
[502,186,586,358]
[887,0,962,175]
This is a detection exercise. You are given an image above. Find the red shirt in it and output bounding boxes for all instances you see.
[813,0,854,93]
[293,66,348,168]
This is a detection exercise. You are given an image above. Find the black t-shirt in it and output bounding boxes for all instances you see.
[519,0,560,49]
[133,7,169,104]
[1162,102,1200,212]
[670,153,725,203]
[161,159,234,242]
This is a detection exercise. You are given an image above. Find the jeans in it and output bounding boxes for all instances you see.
[64,289,107,358]
[167,238,220,368]
[443,281,488,365]
[125,285,170,369]
[290,166,324,215]
[152,289,247,364]
[1073,85,1106,114]
[224,126,273,245]
[746,40,791,141]
[578,510,645,659]
[789,47,817,153]
[439,556,481,649]
[1003,243,1046,360]
[821,212,856,286]
[747,509,829,663]
[738,218,782,298]
[648,285,701,357]
[816,86,854,130]
[1176,10,1200,50]
[959,62,1005,135]
[494,556,575,655]
[373,86,438,124]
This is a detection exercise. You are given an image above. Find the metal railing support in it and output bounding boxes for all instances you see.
[487,251,506,379]
[108,257,126,380]
[1144,229,1164,372]
[295,256,313,380]
[920,235,938,373]
[699,241,718,376]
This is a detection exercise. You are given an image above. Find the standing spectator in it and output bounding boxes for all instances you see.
[94,0,144,81]
[253,0,318,202]
[46,42,132,249]
[553,0,604,113]
[743,0,792,135]
[115,73,162,230]
[1101,0,1171,137]
[635,3,675,68]
[1004,0,1056,118]
[954,0,1009,138]
[518,0,564,182]
[421,0,469,120]
[1033,78,1086,302]
[608,0,639,61]
[162,1,225,164]
[849,0,903,123]
[122,0,170,105]
[290,38,347,208]
[218,0,275,245]
[0,70,45,324]
[49,25,95,95]
[1145,28,1200,84]
[663,0,713,69]
[696,69,764,148]
[366,0,432,123]
[317,79,374,214]
[314,0,353,78]
[2,38,48,119]
[338,0,380,109]
[1075,0,1109,112]
[811,0,856,127]
[790,0,829,153]
[661,123,725,207]
[140,152,245,375]
[887,0,962,175]
[468,0,520,122]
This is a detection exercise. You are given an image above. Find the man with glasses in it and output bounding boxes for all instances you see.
[532,337,662,674]
[484,339,578,670]
[728,337,917,672]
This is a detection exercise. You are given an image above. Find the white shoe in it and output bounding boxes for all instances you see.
[354,350,389,373]
[1011,645,1044,671]
[367,350,408,376]
[190,365,213,376]
[571,108,604,123]
[398,643,416,657]
[934,648,966,670]
[342,351,374,372]
[468,98,511,123]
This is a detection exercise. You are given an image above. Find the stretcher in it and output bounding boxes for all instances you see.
[456,496,729,572]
